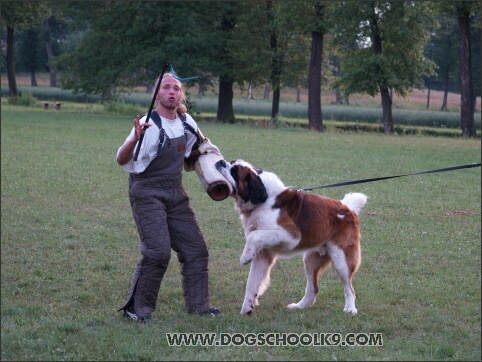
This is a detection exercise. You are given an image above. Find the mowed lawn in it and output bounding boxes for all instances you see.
[1,104,481,361]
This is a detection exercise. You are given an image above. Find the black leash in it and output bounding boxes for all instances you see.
[298,163,481,192]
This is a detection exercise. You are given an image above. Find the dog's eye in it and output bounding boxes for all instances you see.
[230,165,238,175]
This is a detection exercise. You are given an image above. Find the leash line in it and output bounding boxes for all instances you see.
[298,163,481,192]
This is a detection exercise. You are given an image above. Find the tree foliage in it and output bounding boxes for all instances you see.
[3,1,479,136]
[333,1,436,97]
[55,2,168,101]
[1,1,50,96]
[331,1,437,134]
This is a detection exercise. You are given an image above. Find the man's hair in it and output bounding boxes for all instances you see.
[153,73,188,114]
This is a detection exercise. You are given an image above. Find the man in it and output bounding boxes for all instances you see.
[116,73,221,321]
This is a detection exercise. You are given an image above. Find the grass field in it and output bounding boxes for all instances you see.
[1,104,481,361]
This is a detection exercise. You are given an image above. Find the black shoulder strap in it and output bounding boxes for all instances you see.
[178,112,203,147]
[143,111,201,154]
[143,111,166,156]
[146,111,162,129]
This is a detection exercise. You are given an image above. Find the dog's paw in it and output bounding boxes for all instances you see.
[343,306,358,315]
[287,297,316,309]
[240,306,253,315]
[240,248,255,265]
[240,254,253,265]
[287,303,301,309]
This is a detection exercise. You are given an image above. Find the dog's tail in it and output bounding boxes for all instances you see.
[341,192,368,215]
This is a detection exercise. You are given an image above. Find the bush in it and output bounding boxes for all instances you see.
[2,85,480,130]
[1,85,101,103]
[7,91,37,106]
[103,100,144,114]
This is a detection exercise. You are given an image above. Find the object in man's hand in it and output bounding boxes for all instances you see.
[195,152,232,201]
[195,138,232,201]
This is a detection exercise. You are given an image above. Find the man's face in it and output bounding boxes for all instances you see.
[157,75,182,110]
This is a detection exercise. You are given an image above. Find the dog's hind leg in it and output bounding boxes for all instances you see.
[241,250,276,315]
[288,249,331,309]
[326,242,360,315]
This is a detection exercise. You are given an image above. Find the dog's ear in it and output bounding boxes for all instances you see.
[246,173,268,205]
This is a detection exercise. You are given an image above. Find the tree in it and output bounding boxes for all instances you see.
[456,3,477,136]
[54,1,251,119]
[248,1,330,130]
[0,1,50,97]
[307,2,327,132]
[15,26,43,86]
[332,1,437,134]
[173,1,273,123]
[431,1,479,137]
[266,1,281,121]
[15,9,66,88]
[428,14,459,111]
[55,1,180,102]
[42,14,68,87]
[471,14,481,113]
[216,3,237,123]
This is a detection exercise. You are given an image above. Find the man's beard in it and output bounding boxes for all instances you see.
[160,99,178,110]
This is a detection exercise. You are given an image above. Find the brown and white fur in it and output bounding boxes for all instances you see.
[215,159,368,315]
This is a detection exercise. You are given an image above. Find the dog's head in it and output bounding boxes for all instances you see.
[215,159,268,206]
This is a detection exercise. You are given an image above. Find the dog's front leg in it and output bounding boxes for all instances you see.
[240,241,257,265]
[240,229,297,265]
[239,230,260,265]
[241,250,276,315]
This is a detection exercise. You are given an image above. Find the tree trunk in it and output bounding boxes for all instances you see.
[6,26,18,97]
[198,83,205,96]
[458,10,476,137]
[369,9,393,134]
[30,71,38,87]
[441,90,448,111]
[267,1,281,121]
[426,85,431,109]
[44,18,57,87]
[101,88,113,102]
[426,44,433,109]
[441,67,450,111]
[217,75,235,123]
[271,85,280,121]
[380,86,394,134]
[246,84,253,99]
[335,88,342,104]
[263,83,270,99]
[333,56,342,104]
[308,29,323,132]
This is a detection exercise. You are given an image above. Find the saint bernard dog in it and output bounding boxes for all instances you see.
[215,159,368,315]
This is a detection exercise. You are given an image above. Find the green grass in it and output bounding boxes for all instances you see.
[1,104,481,361]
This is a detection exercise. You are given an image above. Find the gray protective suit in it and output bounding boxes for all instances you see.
[118,131,214,318]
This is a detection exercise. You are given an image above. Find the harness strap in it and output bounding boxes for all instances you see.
[179,113,203,149]
[144,111,167,156]
[144,111,202,156]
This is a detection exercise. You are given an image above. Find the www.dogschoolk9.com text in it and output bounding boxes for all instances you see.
[166,332,383,347]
